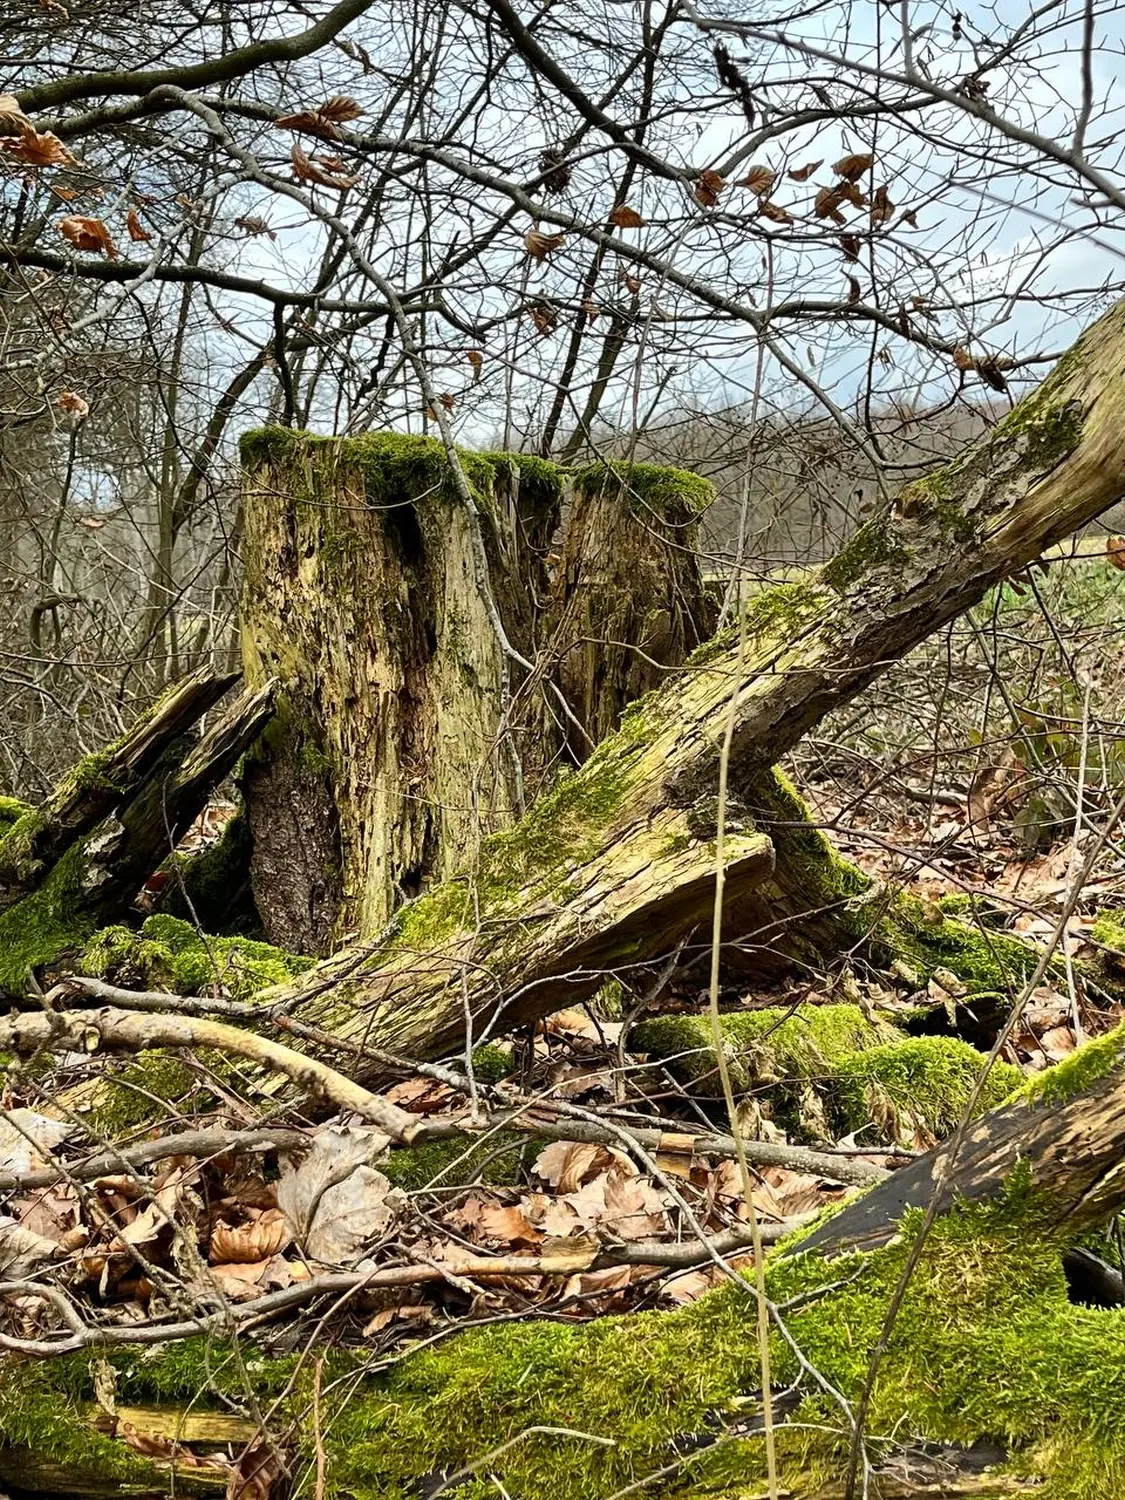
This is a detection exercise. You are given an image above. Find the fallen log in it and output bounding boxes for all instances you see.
[0,682,274,994]
[7,1020,1125,1498]
[255,295,1125,1071]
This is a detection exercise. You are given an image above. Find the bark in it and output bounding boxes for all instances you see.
[0,683,273,994]
[0,665,236,912]
[239,431,563,952]
[256,295,1125,1071]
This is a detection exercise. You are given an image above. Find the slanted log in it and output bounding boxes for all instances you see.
[0,665,236,912]
[258,296,1125,1069]
[0,683,274,995]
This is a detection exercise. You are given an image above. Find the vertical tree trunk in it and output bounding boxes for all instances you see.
[239,430,562,952]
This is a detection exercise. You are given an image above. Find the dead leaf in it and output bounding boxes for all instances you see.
[0,1109,73,1173]
[210,1208,291,1265]
[787,160,822,182]
[693,168,725,207]
[466,349,484,381]
[757,200,793,224]
[528,300,558,335]
[227,1438,285,1500]
[3,125,73,168]
[814,185,847,225]
[609,204,646,228]
[524,227,565,260]
[291,144,360,190]
[952,345,974,371]
[235,215,276,240]
[0,95,30,134]
[126,208,150,242]
[870,184,894,226]
[0,1216,64,1278]
[834,151,874,181]
[277,1126,401,1266]
[534,1139,624,1192]
[276,95,364,137]
[1106,536,1125,570]
[59,214,117,258]
[840,234,860,261]
[737,165,775,195]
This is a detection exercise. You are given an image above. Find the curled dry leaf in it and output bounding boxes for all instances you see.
[1106,536,1125,570]
[814,185,848,225]
[466,349,484,381]
[834,151,874,181]
[277,1125,400,1266]
[737,164,775,195]
[126,208,150,243]
[291,144,360,191]
[952,345,974,371]
[59,214,117,258]
[0,1108,74,1172]
[870,184,894,226]
[3,126,73,168]
[840,234,860,262]
[528,300,558,335]
[0,95,30,134]
[210,1208,292,1266]
[439,391,455,412]
[609,204,646,228]
[757,200,793,224]
[524,227,565,261]
[787,159,822,182]
[235,215,276,240]
[534,1139,626,1192]
[846,275,861,304]
[693,168,725,208]
[275,95,364,137]
[901,207,919,227]
[0,1216,64,1278]
[59,388,90,420]
[581,297,602,320]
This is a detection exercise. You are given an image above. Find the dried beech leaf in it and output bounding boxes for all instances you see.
[1108,536,1125,571]
[125,207,150,243]
[693,168,725,208]
[291,144,360,190]
[524,227,565,260]
[609,204,646,228]
[235,215,276,240]
[277,1126,400,1267]
[210,1208,291,1266]
[59,214,117,258]
[3,125,73,167]
[0,95,30,134]
[952,345,974,371]
[736,164,774,195]
[787,159,822,182]
[814,186,847,225]
[757,200,793,224]
[528,300,558,335]
[466,349,484,381]
[834,151,874,181]
[870,183,894,226]
[840,234,860,262]
[57,389,89,420]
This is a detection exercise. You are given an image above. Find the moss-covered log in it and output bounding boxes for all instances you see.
[245,297,1125,1073]
[0,665,236,913]
[10,1022,1125,1498]
[0,684,274,995]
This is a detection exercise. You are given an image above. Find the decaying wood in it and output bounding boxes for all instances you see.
[258,297,1125,1072]
[0,665,237,912]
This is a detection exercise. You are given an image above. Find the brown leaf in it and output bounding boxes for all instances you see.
[227,1439,285,1500]
[50,184,77,201]
[757,200,793,224]
[0,95,30,134]
[235,214,276,240]
[976,357,1009,393]
[276,95,363,137]
[846,275,861,304]
[58,389,89,420]
[581,297,602,320]
[125,207,150,243]
[210,1208,291,1266]
[59,214,117,258]
[870,184,894,226]
[787,159,822,182]
[524,227,565,261]
[693,168,725,207]
[736,165,775,196]
[834,151,874,181]
[439,391,455,412]
[319,95,365,123]
[528,300,558,335]
[290,144,360,190]
[840,234,860,262]
[952,345,974,371]
[3,125,73,168]
[1106,536,1125,571]
[475,1202,543,1245]
[609,204,646,228]
[814,185,847,225]
[534,1140,623,1192]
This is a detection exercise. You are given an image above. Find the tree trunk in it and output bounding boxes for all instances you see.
[239,430,564,953]
[254,295,1125,1069]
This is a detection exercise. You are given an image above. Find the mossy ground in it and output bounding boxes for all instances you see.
[0,840,100,995]
[14,1186,1125,1499]
[633,1005,1019,1144]
[78,914,312,1000]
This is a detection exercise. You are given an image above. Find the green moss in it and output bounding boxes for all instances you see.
[78,914,312,1000]
[160,812,261,938]
[0,840,99,995]
[470,1043,516,1083]
[632,1005,1015,1144]
[575,460,715,521]
[88,1048,203,1134]
[0,794,31,835]
[381,1129,535,1192]
[1093,910,1125,952]
[992,393,1085,472]
[1017,1020,1125,1107]
[819,512,911,593]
